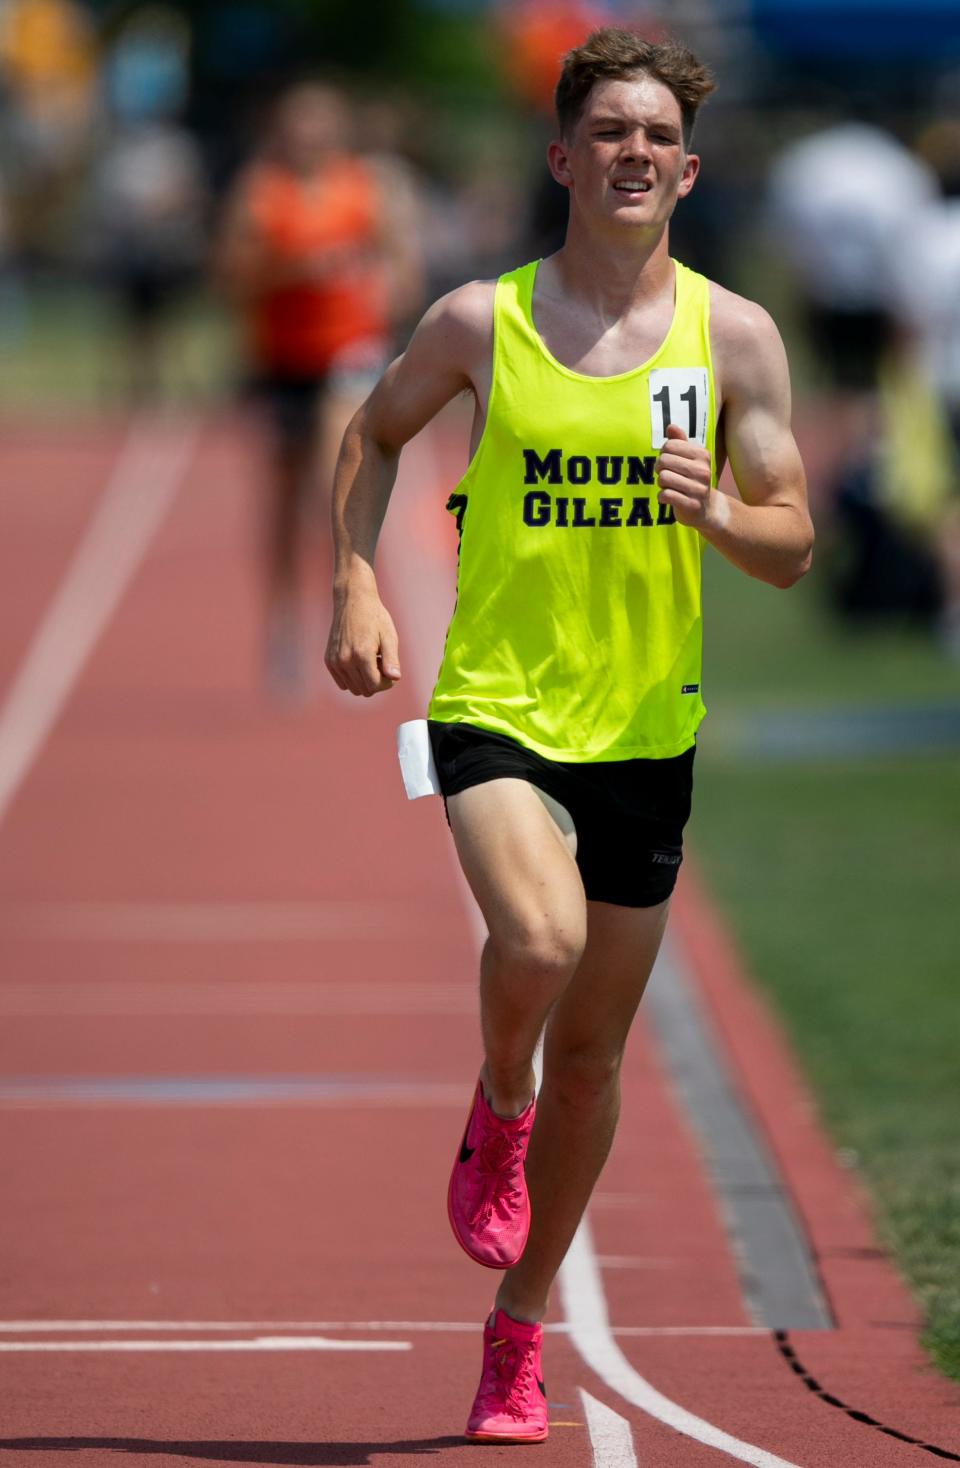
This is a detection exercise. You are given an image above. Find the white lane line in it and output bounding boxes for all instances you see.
[0,1320,766,1336]
[0,1336,409,1353]
[0,414,199,831]
[0,899,442,942]
[0,980,475,1016]
[0,1321,475,1333]
[580,1390,638,1467]
[560,1219,803,1468]
[596,1257,679,1270]
[0,1076,471,1108]
[611,1327,768,1338]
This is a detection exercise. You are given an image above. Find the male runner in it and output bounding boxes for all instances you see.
[326,28,813,1444]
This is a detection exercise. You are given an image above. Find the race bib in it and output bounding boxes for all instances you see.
[649,367,709,448]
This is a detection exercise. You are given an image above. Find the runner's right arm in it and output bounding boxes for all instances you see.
[326,282,494,696]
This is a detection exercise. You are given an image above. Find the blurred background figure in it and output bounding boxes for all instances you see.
[216,81,423,701]
[891,119,960,655]
[0,0,97,271]
[767,122,935,399]
[88,5,207,402]
[0,165,24,341]
[355,93,426,336]
[766,122,951,630]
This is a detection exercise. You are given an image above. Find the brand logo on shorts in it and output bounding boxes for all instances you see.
[651,851,681,866]
[681,683,700,694]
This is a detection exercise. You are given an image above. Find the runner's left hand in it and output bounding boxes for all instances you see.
[656,424,724,531]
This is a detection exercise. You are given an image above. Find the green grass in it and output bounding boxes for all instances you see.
[701,540,960,707]
[694,550,960,1382]
[0,282,236,412]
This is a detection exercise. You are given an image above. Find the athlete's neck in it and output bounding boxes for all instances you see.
[548,224,673,319]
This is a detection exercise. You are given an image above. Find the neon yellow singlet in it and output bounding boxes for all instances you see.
[428,258,715,761]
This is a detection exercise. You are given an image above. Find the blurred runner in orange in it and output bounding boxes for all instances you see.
[218,82,411,698]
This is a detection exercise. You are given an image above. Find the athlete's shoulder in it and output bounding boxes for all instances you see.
[707,280,789,394]
[410,279,497,364]
[707,279,782,348]
[426,278,497,330]
[424,257,540,330]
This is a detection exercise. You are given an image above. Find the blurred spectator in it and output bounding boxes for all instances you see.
[889,160,960,654]
[216,82,421,700]
[767,122,938,393]
[894,145,960,455]
[829,355,951,631]
[356,95,426,334]
[104,3,190,123]
[767,123,955,633]
[87,6,206,401]
[495,0,611,113]
[0,166,25,339]
[0,0,98,263]
[88,119,207,400]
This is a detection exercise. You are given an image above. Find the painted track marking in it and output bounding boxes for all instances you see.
[0,899,450,942]
[581,1390,638,1467]
[0,413,199,830]
[0,1320,767,1336]
[0,980,475,1016]
[0,1337,410,1353]
[0,1075,470,1107]
[560,1218,803,1468]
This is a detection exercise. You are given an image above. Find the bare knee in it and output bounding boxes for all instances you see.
[490,916,585,989]
[546,1039,624,1112]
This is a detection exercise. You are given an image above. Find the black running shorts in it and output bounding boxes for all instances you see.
[428,720,695,908]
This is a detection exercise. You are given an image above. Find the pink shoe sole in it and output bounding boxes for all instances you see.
[464,1426,549,1444]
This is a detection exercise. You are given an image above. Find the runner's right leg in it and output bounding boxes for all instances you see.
[447,777,586,1119]
[445,777,585,1434]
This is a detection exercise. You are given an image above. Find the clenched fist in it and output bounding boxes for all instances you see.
[656,423,727,532]
[325,583,402,697]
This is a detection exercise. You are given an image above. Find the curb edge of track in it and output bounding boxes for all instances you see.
[670,855,924,1340]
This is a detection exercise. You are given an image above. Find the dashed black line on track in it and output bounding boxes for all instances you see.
[775,1330,960,1462]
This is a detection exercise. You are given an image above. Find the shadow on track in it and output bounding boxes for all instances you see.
[0,1441,472,1463]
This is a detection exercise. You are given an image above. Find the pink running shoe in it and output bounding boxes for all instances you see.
[448,1079,534,1268]
[465,1308,548,1443]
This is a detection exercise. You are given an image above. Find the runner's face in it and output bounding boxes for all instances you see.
[552,75,699,231]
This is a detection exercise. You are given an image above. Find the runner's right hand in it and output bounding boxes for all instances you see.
[325,590,402,696]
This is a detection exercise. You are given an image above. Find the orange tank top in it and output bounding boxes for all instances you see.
[246,156,389,374]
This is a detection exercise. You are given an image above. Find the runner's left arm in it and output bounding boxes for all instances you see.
[655,295,813,589]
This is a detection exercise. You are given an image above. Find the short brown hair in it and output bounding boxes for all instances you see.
[556,28,715,147]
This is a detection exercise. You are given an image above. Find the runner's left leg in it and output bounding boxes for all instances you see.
[494,896,670,1323]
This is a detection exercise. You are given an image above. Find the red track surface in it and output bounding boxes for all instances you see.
[0,414,957,1467]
